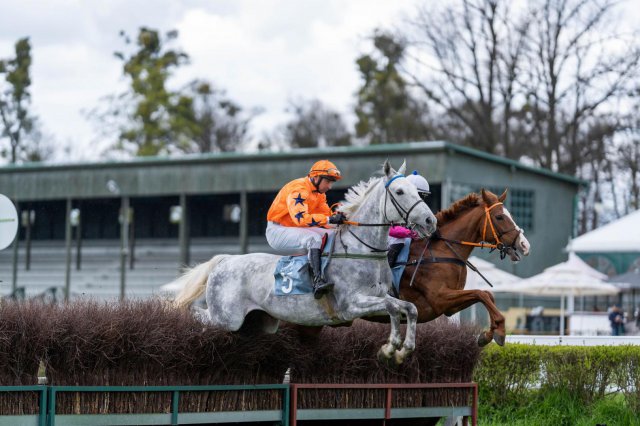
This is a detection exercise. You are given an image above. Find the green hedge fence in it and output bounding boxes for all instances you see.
[474,343,640,413]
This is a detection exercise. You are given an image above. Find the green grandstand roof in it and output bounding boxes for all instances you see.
[0,140,585,185]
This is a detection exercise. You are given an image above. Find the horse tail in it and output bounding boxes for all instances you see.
[172,255,229,308]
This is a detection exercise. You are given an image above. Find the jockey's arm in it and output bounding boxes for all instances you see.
[389,225,418,239]
[286,190,330,227]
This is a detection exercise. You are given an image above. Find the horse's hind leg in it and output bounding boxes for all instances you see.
[192,298,247,332]
[239,310,280,334]
[193,306,211,323]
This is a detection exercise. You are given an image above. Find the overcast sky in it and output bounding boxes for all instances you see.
[0,0,423,162]
[2,0,637,163]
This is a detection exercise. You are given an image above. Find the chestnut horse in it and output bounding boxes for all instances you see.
[399,189,530,346]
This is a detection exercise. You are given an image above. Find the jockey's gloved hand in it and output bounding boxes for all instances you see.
[329,212,347,224]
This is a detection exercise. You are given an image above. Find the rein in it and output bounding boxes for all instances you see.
[402,202,523,288]
[344,221,390,227]
[404,235,496,288]
[340,174,426,253]
[347,228,387,252]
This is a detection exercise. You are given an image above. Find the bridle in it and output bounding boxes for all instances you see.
[439,202,521,257]
[405,201,523,288]
[382,174,426,227]
[341,174,428,253]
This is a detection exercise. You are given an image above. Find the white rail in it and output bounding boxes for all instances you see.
[506,335,640,346]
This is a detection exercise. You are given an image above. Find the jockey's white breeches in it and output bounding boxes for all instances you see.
[388,236,405,246]
[266,222,335,255]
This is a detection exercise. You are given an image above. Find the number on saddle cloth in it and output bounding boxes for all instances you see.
[390,238,412,296]
[273,234,334,296]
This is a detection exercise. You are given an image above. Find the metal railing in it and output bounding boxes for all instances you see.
[0,382,477,426]
[0,384,289,426]
[290,382,478,426]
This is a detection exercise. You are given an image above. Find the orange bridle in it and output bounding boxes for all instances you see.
[458,202,518,250]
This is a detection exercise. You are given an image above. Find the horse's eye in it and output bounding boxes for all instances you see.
[496,215,504,221]
[396,189,404,195]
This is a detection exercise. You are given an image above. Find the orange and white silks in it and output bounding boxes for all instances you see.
[267,177,332,227]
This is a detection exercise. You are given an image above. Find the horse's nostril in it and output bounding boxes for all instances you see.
[426,217,433,225]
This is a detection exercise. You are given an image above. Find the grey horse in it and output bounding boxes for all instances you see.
[171,161,437,364]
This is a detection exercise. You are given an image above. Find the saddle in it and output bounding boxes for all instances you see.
[273,234,334,296]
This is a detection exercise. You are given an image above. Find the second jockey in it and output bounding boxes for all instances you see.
[387,170,431,267]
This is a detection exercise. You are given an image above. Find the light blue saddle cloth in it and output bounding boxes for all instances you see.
[390,238,412,296]
[273,234,334,296]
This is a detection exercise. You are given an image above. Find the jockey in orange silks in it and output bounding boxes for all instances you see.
[266,160,346,299]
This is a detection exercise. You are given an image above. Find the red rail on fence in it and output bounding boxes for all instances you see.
[290,382,478,426]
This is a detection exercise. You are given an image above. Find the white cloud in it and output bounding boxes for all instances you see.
[0,0,418,160]
[174,0,419,140]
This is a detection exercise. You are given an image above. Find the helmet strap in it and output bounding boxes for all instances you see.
[310,176,321,192]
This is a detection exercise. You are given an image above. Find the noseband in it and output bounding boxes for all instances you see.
[467,202,522,258]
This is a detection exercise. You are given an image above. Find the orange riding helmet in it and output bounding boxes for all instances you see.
[308,160,342,181]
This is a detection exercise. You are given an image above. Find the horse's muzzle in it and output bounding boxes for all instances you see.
[515,233,530,257]
[425,216,437,236]
[417,218,437,238]
[506,247,521,262]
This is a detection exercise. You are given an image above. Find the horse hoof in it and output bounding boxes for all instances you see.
[477,333,492,347]
[393,348,410,365]
[377,351,401,368]
[377,350,391,364]
[494,333,506,346]
[377,345,395,363]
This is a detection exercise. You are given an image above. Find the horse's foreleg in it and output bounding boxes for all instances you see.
[460,290,506,346]
[384,296,418,365]
[379,299,403,362]
[435,288,506,347]
[483,291,506,346]
[349,296,403,363]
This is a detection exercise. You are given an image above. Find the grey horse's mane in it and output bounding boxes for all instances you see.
[340,176,383,215]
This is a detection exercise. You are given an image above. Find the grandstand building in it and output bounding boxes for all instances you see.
[0,141,583,300]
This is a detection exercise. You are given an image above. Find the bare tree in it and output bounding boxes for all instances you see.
[523,0,640,175]
[404,0,532,157]
[401,0,640,233]
[613,103,640,213]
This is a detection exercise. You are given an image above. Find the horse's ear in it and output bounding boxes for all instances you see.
[481,188,491,204]
[398,160,407,175]
[383,160,393,178]
[498,189,508,202]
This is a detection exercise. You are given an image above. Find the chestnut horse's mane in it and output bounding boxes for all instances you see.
[435,193,483,226]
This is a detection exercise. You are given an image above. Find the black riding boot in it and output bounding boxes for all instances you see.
[309,248,334,299]
[387,243,405,267]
